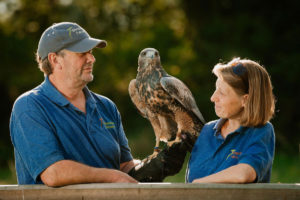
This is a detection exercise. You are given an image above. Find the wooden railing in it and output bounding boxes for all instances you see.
[0,183,300,200]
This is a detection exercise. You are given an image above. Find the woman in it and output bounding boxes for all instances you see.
[186,58,275,183]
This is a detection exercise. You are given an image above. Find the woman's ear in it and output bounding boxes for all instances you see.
[242,94,249,107]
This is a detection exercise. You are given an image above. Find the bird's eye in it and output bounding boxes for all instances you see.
[142,52,146,56]
[155,52,158,56]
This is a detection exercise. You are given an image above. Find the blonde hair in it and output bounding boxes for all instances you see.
[213,58,275,127]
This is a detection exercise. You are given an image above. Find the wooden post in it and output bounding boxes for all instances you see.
[0,183,300,200]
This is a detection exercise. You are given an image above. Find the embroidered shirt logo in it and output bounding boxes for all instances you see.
[226,149,242,160]
[99,118,115,129]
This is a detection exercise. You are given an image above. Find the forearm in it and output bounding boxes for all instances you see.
[192,164,256,184]
[40,160,137,186]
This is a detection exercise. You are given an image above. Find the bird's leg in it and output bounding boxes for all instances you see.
[142,137,160,163]
[151,137,161,157]
[142,116,162,163]
[167,110,192,147]
[167,128,182,147]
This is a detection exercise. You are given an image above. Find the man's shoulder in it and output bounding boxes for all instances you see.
[12,85,43,114]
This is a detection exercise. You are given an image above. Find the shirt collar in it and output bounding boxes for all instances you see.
[83,86,96,105]
[41,76,95,107]
[213,118,245,137]
[213,118,226,135]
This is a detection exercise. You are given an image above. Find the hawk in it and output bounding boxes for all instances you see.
[129,48,205,159]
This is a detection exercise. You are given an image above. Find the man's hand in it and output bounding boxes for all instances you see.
[107,169,138,183]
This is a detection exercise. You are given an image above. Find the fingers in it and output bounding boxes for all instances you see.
[111,170,139,183]
[117,174,139,183]
[123,176,139,183]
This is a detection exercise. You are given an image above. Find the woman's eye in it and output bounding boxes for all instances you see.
[216,89,224,95]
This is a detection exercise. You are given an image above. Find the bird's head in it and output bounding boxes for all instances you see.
[138,48,161,71]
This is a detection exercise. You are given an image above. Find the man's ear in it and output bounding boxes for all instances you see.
[242,94,249,107]
[48,53,62,70]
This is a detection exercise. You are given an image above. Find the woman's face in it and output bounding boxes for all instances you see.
[210,77,247,120]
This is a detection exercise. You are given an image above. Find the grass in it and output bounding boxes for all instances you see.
[0,161,17,184]
[271,152,300,183]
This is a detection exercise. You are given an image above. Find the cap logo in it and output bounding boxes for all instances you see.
[66,26,85,39]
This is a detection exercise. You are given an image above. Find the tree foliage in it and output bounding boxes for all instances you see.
[0,0,299,168]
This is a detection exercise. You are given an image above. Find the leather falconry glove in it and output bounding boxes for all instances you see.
[128,133,197,182]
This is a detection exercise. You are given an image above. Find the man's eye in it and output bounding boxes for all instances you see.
[83,50,93,56]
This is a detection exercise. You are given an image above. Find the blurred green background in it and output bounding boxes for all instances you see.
[0,0,299,184]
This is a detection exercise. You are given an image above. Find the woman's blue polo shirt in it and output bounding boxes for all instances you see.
[186,119,275,183]
[10,77,133,184]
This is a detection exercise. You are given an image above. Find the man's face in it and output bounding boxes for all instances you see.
[57,49,96,86]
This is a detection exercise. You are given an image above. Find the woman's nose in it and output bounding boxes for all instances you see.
[210,91,217,102]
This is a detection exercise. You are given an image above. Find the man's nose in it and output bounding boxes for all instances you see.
[86,52,96,63]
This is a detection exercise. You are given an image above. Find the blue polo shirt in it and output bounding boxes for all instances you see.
[10,77,133,184]
[186,119,275,183]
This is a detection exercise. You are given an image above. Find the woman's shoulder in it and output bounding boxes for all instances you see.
[204,119,227,129]
[203,119,219,128]
[248,122,274,133]
[244,121,275,141]
[199,119,222,134]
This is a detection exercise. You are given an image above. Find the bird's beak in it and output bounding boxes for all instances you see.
[146,51,155,59]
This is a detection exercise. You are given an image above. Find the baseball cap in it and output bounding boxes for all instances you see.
[37,22,107,60]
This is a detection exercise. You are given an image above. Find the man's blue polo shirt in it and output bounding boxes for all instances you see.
[186,119,275,183]
[10,77,133,184]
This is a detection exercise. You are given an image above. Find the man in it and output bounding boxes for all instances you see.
[10,22,138,186]
[10,22,192,186]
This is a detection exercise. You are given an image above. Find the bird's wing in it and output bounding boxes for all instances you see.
[129,79,149,118]
[160,76,205,124]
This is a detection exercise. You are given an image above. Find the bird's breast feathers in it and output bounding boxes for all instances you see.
[135,65,181,113]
